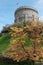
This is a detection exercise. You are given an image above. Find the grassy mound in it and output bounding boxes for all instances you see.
[0,34,11,52]
[0,21,43,64]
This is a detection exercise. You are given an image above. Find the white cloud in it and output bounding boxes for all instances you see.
[0,22,4,32]
[39,16,43,22]
[35,0,43,7]
[34,0,43,9]
[34,0,43,22]
[37,0,43,4]
[0,16,6,31]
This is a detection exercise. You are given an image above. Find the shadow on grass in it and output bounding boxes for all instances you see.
[0,57,34,65]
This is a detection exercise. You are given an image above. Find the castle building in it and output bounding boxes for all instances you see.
[14,6,39,23]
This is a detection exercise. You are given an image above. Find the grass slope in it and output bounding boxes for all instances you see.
[0,34,11,52]
[24,36,33,47]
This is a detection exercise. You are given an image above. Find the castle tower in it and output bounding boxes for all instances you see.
[14,6,39,23]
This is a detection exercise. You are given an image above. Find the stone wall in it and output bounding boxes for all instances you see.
[15,7,39,23]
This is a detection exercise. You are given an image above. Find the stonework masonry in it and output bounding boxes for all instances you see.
[14,6,39,23]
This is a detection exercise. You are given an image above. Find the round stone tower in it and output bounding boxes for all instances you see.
[14,6,39,23]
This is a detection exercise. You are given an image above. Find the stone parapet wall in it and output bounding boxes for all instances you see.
[14,6,39,23]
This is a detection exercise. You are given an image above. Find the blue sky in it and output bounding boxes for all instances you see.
[0,0,43,32]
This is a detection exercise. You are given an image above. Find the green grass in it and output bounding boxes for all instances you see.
[0,34,11,52]
[24,36,33,47]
